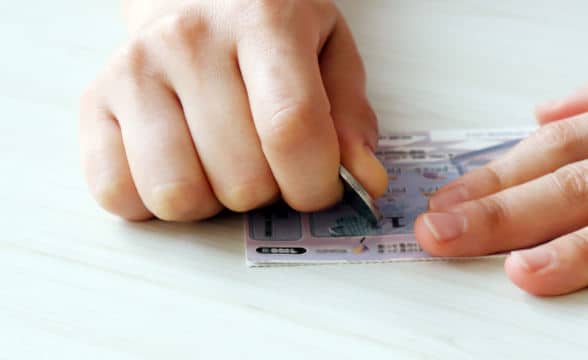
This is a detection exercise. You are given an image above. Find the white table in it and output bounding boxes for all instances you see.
[2,1,587,358]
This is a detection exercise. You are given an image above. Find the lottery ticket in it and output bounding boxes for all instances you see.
[245,128,533,267]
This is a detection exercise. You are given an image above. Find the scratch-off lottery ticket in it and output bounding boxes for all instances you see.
[245,129,532,267]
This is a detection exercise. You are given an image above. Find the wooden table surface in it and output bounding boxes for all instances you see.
[1,1,587,358]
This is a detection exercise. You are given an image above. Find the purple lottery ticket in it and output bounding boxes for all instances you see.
[245,129,532,267]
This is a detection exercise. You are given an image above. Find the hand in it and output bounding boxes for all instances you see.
[414,87,588,296]
[80,0,388,222]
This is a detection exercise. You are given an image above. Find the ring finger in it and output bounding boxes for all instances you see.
[109,67,222,221]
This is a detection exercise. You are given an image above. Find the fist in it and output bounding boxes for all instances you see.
[80,0,388,221]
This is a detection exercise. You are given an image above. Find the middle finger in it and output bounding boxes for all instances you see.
[237,10,343,212]
[429,113,588,211]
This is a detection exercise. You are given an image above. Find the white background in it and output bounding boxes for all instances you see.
[1,1,587,358]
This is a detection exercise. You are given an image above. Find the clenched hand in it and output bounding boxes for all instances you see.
[80,0,387,221]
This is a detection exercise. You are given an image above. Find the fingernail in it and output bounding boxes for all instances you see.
[511,248,556,273]
[428,184,469,211]
[359,144,388,199]
[423,212,467,242]
[365,144,378,158]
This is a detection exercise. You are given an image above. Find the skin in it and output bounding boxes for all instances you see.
[80,0,388,222]
[415,89,588,297]
[81,0,588,296]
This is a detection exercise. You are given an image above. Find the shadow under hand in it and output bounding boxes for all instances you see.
[117,210,244,258]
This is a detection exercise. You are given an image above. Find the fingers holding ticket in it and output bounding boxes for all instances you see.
[81,0,588,298]
[80,0,387,221]
[416,88,588,296]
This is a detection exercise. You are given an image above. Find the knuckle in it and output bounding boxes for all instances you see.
[286,185,342,213]
[93,178,143,220]
[114,38,158,87]
[149,182,220,221]
[568,231,588,264]
[94,179,125,210]
[124,38,150,74]
[480,163,506,189]
[532,120,582,158]
[475,195,511,228]
[220,177,279,212]
[551,162,588,204]
[259,101,329,154]
[160,8,210,48]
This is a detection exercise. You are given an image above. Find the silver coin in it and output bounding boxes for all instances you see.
[339,166,383,225]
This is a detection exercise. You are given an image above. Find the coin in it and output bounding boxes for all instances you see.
[339,166,383,225]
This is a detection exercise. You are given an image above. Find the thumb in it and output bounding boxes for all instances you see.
[320,13,388,199]
[536,86,588,125]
